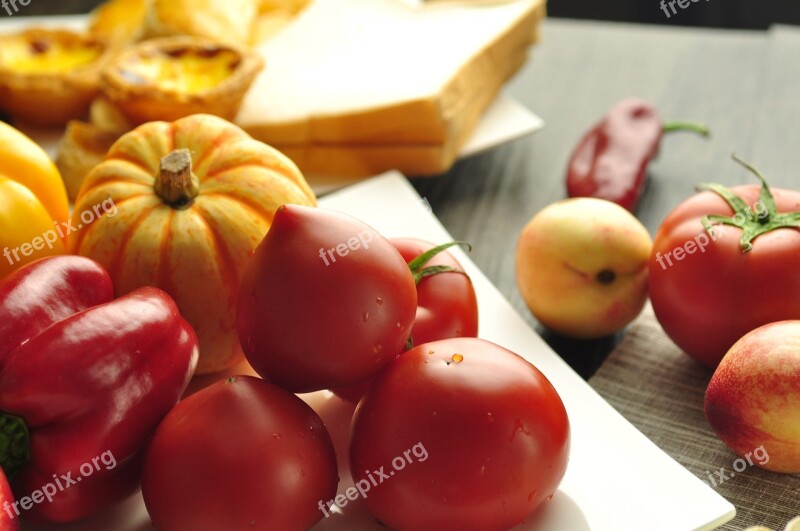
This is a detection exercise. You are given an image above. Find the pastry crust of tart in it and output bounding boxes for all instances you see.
[101,36,264,125]
[56,120,120,200]
[0,29,112,127]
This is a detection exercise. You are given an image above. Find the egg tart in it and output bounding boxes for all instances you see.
[56,120,121,201]
[89,96,132,134]
[0,29,113,127]
[88,0,150,46]
[101,36,264,125]
[144,0,260,48]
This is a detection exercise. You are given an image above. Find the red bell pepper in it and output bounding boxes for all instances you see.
[566,98,710,212]
[0,468,18,531]
[0,256,198,523]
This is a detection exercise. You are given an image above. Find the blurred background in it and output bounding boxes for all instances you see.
[3,0,800,29]
[549,1,800,29]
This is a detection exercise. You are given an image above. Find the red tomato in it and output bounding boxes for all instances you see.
[334,239,479,402]
[236,205,417,393]
[393,238,479,344]
[649,161,800,367]
[142,376,338,531]
[350,338,570,531]
[0,468,19,531]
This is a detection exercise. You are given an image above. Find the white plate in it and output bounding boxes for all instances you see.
[22,172,734,531]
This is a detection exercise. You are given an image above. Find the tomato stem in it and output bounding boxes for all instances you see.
[695,154,800,253]
[405,335,414,351]
[0,411,30,481]
[407,241,472,285]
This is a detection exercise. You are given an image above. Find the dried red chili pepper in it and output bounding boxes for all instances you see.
[566,98,709,212]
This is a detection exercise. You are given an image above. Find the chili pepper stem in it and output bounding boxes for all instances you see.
[663,121,711,137]
[155,148,200,210]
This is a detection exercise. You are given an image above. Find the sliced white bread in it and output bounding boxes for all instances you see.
[273,41,530,176]
[237,0,545,149]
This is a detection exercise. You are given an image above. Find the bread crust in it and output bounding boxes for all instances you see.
[237,0,545,147]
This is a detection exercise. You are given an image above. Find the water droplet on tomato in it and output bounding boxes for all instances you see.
[373,343,382,354]
[273,433,281,440]
[396,321,402,329]
[376,297,383,306]
[510,419,531,440]
[486,412,494,423]
[362,311,369,322]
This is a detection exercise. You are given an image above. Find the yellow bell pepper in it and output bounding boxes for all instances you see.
[0,121,69,279]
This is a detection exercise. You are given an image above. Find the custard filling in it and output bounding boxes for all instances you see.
[118,48,242,95]
[0,37,103,73]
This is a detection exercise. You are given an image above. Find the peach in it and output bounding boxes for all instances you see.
[515,198,652,338]
[705,320,800,473]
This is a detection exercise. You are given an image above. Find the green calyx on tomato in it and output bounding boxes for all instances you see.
[405,240,473,350]
[696,154,800,253]
[0,411,30,480]
[407,241,472,285]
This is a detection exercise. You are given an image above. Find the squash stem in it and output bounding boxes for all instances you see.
[155,148,199,209]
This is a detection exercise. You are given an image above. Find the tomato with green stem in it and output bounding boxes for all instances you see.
[333,239,478,401]
[649,154,800,367]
